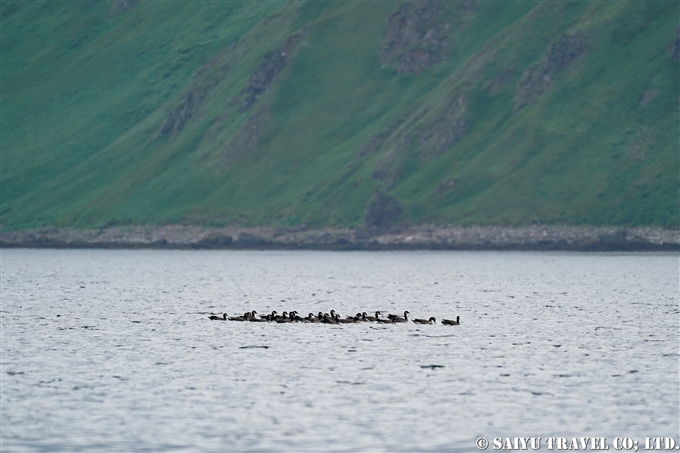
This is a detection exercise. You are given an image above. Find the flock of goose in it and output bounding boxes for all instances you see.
[208,310,461,325]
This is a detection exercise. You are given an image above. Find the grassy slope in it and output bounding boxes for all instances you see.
[2,0,678,230]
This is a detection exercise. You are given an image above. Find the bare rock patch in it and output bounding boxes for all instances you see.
[239,31,305,112]
[157,57,229,137]
[380,1,453,75]
[514,33,588,112]
[418,95,468,160]
[365,191,405,229]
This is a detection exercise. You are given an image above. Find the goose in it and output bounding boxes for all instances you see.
[377,315,394,324]
[413,317,436,324]
[305,313,321,323]
[208,313,228,321]
[390,311,410,323]
[272,311,286,321]
[265,311,278,322]
[323,313,338,324]
[249,311,266,322]
[364,311,380,322]
[442,316,460,325]
[336,314,357,324]
[275,312,292,323]
[229,312,250,321]
[353,312,368,322]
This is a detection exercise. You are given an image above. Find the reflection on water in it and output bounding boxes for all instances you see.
[2,250,678,452]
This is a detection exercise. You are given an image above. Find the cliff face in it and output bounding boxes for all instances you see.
[2,1,678,231]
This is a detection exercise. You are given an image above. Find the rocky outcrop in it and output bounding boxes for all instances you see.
[372,149,404,189]
[239,51,287,112]
[380,1,453,75]
[368,93,468,189]
[158,57,229,137]
[158,30,304,137]
[239,31,305,112]
[418,94,467,160]
[364,191,405,229]
[2,225,677,251]
[158,82,216,136]
[514,33,588,112]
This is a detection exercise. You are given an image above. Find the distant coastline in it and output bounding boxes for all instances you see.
[2,225,678,251]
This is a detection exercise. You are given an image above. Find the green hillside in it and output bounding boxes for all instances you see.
[2,0,678,231]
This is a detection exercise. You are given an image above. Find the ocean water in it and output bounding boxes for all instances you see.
[2,249,678,452]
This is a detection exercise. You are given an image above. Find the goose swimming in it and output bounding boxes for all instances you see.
[413,317,436,324]
[390,311,410,323]
[249,311,266,322]
[442,316,460,325]
[323,313,338,324]
[275,312,292,323]
[377,315,394,323]
[336,314,357,324]
[208,313,228,321]
[229,312,250,321]
[364,311,381,322]
[305,313,321,323]
[354,312,368,322]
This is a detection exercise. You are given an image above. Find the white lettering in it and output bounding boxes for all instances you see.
[579,438,591,450]
[645,438,660,450]
[593,438,609,450]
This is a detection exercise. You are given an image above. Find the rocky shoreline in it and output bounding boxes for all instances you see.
[1,225,678,251]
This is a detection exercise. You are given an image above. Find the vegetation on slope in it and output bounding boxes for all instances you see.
[2,0,678,230]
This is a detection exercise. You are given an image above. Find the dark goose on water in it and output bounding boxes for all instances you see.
[413,317,436,324]
[442,316,460,325]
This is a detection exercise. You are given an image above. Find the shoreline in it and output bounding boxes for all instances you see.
[1,225,678,251]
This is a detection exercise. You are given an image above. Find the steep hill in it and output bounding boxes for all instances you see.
[2,0,678,231]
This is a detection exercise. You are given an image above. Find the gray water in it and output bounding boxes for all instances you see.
[2,249,678,452]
